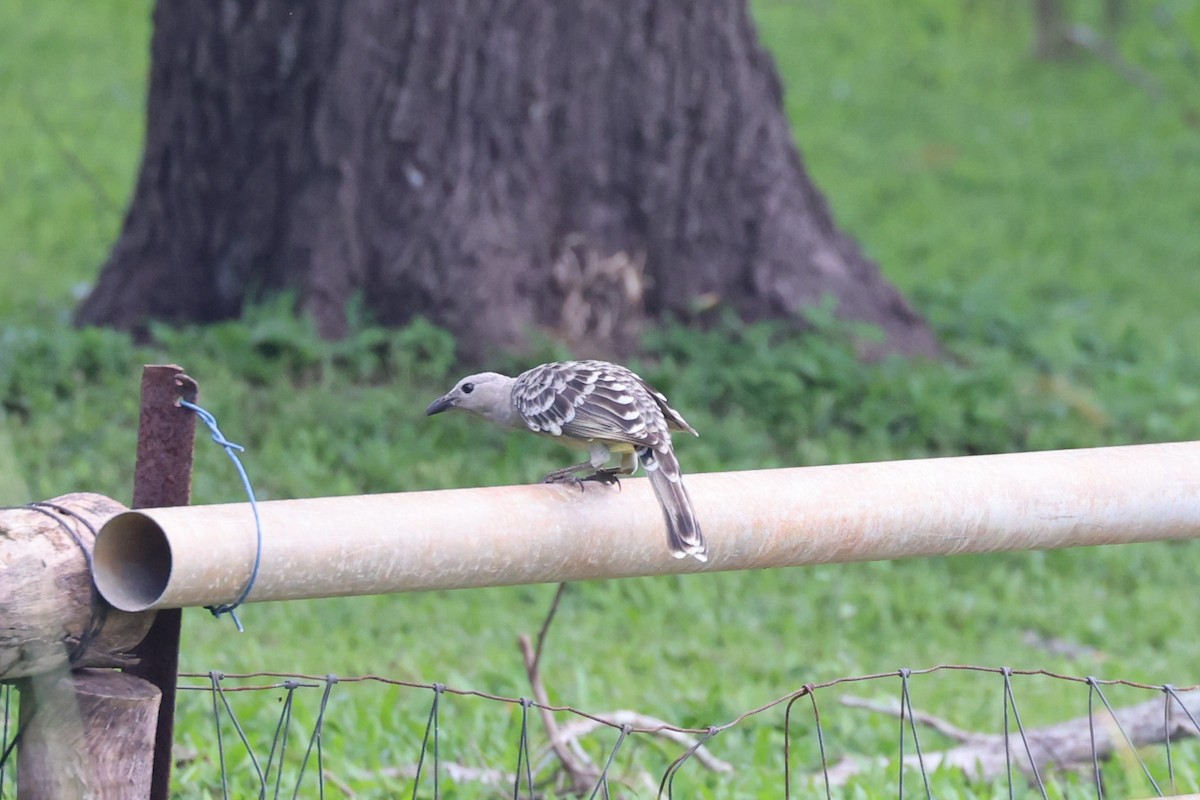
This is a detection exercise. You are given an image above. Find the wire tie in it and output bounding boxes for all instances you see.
[179,399,263,631]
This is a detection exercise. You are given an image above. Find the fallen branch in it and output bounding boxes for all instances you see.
[825,688,1200,786]
[518,582,733,794]
[519,631,598,793]
[554,711,734,774]
[321,768,358,798]
[375,762,512,788]
[519,582,598,794]
[1063,23,1165,100]
[838,695,990,745]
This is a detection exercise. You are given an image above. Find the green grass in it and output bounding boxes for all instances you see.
[4,0,1200,796]
[756,0,1200,350]
[0,0,149,327]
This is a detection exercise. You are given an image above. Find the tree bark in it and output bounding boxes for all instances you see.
[17,669,161,799]
[78,0,939,360]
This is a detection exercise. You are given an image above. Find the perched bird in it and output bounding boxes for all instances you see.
[426,360,707,561]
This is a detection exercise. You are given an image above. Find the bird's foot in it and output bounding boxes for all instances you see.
[582,469,623,490]
[543,472,586,492]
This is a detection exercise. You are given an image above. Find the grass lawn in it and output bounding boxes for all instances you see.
[3,0,1200,796]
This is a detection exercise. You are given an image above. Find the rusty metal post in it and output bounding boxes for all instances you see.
[123,365,197,800]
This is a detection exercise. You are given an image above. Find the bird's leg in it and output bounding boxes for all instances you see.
[542,461,592,490]
[581,468,622,486]
[581,451,637,490]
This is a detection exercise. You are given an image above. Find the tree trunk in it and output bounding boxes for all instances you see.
[77,0,939,360]
[1031,0,1074,59]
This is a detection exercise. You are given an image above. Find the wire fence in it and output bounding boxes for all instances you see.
[0,685,12,798]
[1,664,1174,798]
[5,397,1199,797]
[103,389,1194,796]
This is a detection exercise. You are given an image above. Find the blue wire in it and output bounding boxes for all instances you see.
[179,399,263,632]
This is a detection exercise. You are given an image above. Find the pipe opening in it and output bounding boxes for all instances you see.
[93,511,173,612]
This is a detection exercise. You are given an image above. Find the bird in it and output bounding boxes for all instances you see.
[425,359,707,562]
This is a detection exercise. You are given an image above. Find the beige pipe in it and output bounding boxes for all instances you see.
[92,441,1200,612]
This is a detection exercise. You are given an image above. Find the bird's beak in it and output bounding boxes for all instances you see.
[425,394,454,416]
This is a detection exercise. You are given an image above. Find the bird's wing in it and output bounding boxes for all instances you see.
[513,361,674,448]
[639,379,698,436]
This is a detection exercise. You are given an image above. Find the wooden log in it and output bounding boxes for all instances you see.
[16,668,162,799]
[1,493,155,681]
[828,687,1200,786]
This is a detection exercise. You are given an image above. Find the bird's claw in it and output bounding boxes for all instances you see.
[543,473,585,492]
[582,469,623,490]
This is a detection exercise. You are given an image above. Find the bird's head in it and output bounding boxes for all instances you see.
[425,372,517,426]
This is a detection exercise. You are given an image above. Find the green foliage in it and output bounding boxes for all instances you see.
[4,0,1200,796]
[147,294,458,390]
[5,293,1200,795]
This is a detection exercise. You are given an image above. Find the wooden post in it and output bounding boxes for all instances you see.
[16,670,160,799]
[0,494,153,680]
[122,366,198,800]
[3,368,197,797]
[1,492,161,797]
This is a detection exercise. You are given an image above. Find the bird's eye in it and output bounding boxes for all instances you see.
[462,382,475,394]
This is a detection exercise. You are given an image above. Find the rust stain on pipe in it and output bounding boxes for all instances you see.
[93,441,1200,612]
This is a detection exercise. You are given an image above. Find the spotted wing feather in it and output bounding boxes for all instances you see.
[512,360,693,446]
[512,359,707,561]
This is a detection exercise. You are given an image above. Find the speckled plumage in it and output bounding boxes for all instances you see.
[427,360,706,561]
[512,360,695,445]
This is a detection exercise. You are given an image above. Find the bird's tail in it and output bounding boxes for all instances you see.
[639,445,707,562]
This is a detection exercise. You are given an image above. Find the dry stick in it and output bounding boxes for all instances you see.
[320,768,358,798]
[827,689,1200,787]
[554,712,733,774]
[838,696,991,745]
[1062,24,1165,99]
[531,582,570,678]
[354,588,581,794]
[519,582,599,792]
[518,637,596,791]
[520,582,733,786]
[378,762,512,788]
